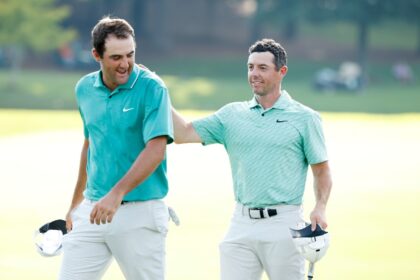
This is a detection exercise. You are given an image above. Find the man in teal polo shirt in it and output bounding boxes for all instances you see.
[59,17,173,280]
[172,39,332,279]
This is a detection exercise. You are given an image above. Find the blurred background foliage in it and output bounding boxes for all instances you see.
[0,0,419,112]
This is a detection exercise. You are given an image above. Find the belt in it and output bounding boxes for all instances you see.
[248,207,278,219]
[85,199,138,205]
[120,200,138,205]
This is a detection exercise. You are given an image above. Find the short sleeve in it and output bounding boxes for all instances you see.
[192,108,226,145]
[75,80,89,139]
[303,112,328,164]
[78,106,89,139]
[143,84,174,144]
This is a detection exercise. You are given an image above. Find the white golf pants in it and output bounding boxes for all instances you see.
[220,204,306,280]
[59,199,169,280]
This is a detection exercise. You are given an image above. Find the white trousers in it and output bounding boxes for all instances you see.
[220,204,305,280]
[59,199,169,280]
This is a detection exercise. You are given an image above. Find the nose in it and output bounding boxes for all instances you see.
[249,68,259,78]
[120,56,129,68]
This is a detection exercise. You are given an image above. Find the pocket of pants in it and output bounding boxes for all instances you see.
[152,201,169,235]
[271,206,304,225]
[70,201,92,230]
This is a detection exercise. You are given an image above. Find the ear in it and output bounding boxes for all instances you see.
[280,65,288,76]
[92,48,101,62]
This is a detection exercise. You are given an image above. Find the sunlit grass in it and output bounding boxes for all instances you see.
[2,109,420,137]
[0,109,81,136]
[1,110,419,279]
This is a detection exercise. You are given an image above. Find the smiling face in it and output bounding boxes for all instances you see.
[92,35,135,91]
[247,51,287,97]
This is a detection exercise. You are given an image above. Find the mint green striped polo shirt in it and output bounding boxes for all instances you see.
[192,90,327,207]
[76,64,173,202]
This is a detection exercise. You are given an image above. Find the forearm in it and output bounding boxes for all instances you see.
[68,139,88,211]
[314,174,332,209]
[69,181,86,210]
[312,161,332,209]
[111,136,167,197]
[309,161,332,229]
[172,107,202,143]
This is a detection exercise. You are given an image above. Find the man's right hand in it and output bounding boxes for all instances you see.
[65,210,74,232]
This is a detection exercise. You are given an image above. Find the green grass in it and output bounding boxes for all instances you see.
[0,70,81,110]
[0,110,420,279]
[1,61,420,113]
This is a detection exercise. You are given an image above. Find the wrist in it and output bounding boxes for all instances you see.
[68,203,80,213]
[314,202,327,211]
[110,186,127,199]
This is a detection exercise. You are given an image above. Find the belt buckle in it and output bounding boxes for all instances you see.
[248,207,264,219]
[248,207,278,219]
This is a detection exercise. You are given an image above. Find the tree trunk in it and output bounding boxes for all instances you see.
[280,0,299,41]
[152,0,171,52]
[357,19,368,88]
[417,20,420,56]
[284,19,298,41]
[205,0,217,42]
[249,0,263,45]
[131,0,149,42]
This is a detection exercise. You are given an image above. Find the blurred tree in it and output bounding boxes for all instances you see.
[58,0,170,54]
[264,0,306,41]
[0,0,76,85]
[393,0,420,55]
[247,0,263,43]
[308,0,394,86]
[130,0,150,42]
[234,0,306,43]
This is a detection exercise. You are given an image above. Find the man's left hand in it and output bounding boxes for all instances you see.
[90,190,124,225]
[309,206,328,231]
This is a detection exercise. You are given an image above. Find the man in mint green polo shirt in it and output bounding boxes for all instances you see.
[59,17,173,280]
[172,39,332,280]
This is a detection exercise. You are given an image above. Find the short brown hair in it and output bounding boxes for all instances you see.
[249,39,287,71]
[91,16,135,57]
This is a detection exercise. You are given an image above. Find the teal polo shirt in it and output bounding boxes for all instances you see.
[76,64,173,201]
[192,90,327,207]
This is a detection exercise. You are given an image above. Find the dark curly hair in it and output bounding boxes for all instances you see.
[91,16,135,58]
[249,39,287,71]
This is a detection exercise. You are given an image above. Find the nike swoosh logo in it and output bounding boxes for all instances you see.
[123,107,134,112]
[276,120,288,123]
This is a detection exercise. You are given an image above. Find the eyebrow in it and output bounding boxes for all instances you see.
[248,62,269,67]
[109,50,135,58]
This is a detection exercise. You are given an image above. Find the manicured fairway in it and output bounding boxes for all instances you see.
[0,110,419,279]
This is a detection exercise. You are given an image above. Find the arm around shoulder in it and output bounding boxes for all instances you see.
[172,107,202,144]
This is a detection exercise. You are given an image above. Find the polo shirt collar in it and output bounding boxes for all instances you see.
[93,64,141,90]
[248,90,292,110]
[248,97,260,109]
[273,90,292,109]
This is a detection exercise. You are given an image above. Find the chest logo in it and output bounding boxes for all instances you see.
[276,120,288,123]
[123,107,134,112]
